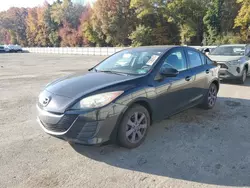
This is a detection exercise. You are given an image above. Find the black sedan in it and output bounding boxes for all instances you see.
[37,46,220,148]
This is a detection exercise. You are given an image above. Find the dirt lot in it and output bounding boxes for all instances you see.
[0,53,250,188]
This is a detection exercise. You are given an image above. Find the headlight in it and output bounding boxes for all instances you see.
[228,60,240,66]
[72,91,124,109]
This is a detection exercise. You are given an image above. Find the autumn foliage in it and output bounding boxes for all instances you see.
[0,0,250,47]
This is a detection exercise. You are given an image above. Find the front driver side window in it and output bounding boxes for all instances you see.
[161,49,187,71]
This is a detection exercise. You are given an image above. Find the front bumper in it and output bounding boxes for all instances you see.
[218,62,246,80]
[36,103,127,145]
[219,69,241,80]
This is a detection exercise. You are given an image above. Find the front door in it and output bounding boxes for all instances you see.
[153,48,195,119]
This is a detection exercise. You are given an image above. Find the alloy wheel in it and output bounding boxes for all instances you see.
[208,84,217,107]
[126,112,148,144]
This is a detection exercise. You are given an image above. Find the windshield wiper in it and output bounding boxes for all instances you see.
[97,70,128,76]
[88,67,96,71]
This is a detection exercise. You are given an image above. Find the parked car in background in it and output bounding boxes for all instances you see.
[4,44,22,52]
[0,45,10,53]
[208,44,250,84]
[0,45,5,53]
[198,46,216,55]
[37,46,220,148]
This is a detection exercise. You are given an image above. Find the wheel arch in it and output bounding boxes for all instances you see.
[211,79,220,92]
[244,63,248,72]
[109,98,154,143]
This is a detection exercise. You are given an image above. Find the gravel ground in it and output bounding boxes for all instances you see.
[0,53,250,188]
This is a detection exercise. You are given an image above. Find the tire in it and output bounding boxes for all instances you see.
[118,104,150,149]
[200,83,218,110]
[238,67,247,84]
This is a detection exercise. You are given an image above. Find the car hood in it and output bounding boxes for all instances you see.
[208,55,242,62]
[46,71,138,98]
[39,71,140,113]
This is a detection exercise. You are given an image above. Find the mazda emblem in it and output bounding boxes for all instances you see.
[40,96,51,107]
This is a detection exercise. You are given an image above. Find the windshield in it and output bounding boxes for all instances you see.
[210,46,245,56]
[95,49,164,75]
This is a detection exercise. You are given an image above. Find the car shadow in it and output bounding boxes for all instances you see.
[71,96,250,187]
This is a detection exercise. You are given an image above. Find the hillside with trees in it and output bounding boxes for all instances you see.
[0,0,249,47]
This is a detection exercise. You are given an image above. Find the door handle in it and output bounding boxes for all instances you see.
[185,76,191,81]
[206,69,210,74]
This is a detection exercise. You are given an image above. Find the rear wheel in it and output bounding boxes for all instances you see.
[238,67,247,84]
[118,104,150,149]
[201,83,218,109]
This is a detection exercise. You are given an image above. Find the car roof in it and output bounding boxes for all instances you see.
[131,45,178,50]
[129,45,203,53]
[219,44,247,47]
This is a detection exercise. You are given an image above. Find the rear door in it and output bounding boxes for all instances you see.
[185,48,209,104]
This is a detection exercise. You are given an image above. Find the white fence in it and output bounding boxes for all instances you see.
[23,46,216,56]
[22,47,127,56]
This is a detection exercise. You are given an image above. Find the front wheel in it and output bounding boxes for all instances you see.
[238,68,247,84]
[200,83,218,109]
[117,104,150,149]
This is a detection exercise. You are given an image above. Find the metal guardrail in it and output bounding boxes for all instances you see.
[22,46,217,56]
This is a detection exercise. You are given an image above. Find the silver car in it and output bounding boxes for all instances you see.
[208,44,250,84]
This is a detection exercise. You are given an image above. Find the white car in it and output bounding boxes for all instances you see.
[5,44,22,52]
[208,44,250,84]
[0,45,10,52]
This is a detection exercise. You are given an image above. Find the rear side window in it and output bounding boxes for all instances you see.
[187,50,203,68]
[200,53,207,64]
[207,58,214,65]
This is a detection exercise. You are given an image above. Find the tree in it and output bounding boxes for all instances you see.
[35,4,51,46]
[234,0,250,42]
[50,0,84,28]
[0,28,11,44]
[167,0,207,45]
[0,0,246,46]
[203,0,224,44]
[221,0,239,34]
[0,8,28,45]
[50,0,85,46]
[26,7,38,46]
[79,7,103,46]
[59,22,81,47]
[129,25,153,46]
[89,0,137,46]
[43,1,61,46]
[130,0,180,45]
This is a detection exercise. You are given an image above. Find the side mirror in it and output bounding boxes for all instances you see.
[160,67,179,77]
[204,48,210,53]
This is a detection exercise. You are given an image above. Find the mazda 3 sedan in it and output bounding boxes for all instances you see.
[37,46,220,148]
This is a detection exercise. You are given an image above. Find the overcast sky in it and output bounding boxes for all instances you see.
[0,0,56,11]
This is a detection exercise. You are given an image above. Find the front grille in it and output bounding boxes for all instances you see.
[42,115,78,132]
[218,63,228,69]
